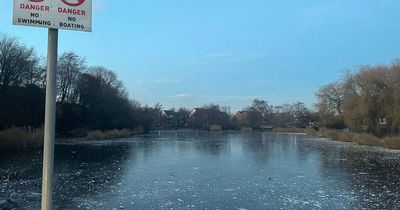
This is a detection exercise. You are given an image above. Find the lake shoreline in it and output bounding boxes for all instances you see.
[0,127,145,151]
[2,127,400,152]
[272,127,400,151]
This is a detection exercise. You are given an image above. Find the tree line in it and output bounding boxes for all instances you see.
[152,100,315,130]
[5,34,398,138]
[0,34,318,135]
[0,34,153,136]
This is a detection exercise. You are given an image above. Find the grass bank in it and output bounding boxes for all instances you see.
[316,128,400,150]
[272,127,311,133]
[272,127,400,150]
[0,127,43,151]
[86,127,144,140]
[0,126,145,150]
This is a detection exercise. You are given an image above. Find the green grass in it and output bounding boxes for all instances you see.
[0,127,43,150]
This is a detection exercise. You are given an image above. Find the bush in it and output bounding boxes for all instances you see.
[304,127,318,136]
[0,127,43,150]
[272,127,304,133]
[86,127,144,140]
[319,127,340,140]
[241,127,253,132]
[318,128,385,147]
[352,133,383,146]
[383,137,400,150]
[209,125,222,131]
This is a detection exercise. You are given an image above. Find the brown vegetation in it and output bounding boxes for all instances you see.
[209,125,222,131]
[86,127,144,140]
[310,128,400,150]
[316,59,400,136]
[241,127,253,132]
[0,127,43,150]
[272,127,306,133]
[0,34,153,145]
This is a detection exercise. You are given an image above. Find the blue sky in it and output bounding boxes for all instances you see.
[2,0,400,112]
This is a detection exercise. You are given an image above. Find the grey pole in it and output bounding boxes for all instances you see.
[41,28,58,210]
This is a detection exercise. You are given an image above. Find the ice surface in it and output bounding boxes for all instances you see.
[1,131,400,209]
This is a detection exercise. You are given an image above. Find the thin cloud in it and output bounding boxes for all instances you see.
[176,93,192,98]
[166,93,193,99]
[203,53,233,59]
[228,52,268,63]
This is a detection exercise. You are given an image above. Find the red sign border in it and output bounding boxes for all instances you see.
[61,0,85,7]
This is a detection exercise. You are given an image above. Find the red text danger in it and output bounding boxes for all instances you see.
[20,4,50,12]
[57,8,86,16]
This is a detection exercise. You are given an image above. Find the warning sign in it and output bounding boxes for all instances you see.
[13,0,92,32]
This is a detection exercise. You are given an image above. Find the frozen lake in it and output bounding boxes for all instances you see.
[1,131,400,209]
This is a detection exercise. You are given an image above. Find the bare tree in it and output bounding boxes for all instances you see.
[316,82,345,116]
[0,35,39,93]
[246,99,272,123]
[57,52,86,103]
[87,66,127,98]
[291,102,312,127]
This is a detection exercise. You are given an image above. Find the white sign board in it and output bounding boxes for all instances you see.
[13,0,92,32]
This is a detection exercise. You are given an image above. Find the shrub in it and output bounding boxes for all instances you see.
[383,137,400,150]
[272,127,303,133]
[318,128,385,147]
[86,127,144,140]
[209,125,222,131]
[0,127,43,150]
[319,128,339,140]
[241,127,253,132]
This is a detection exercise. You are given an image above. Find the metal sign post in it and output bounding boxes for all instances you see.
[12,0,92,209]
[41,28,58,210]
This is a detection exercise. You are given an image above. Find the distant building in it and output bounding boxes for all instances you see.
[189,108,229,129]
[379,118,387,126]
[189,108,210,129]
[161,110,178,128]
[158,110,188,129]
[233,111,262,128]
